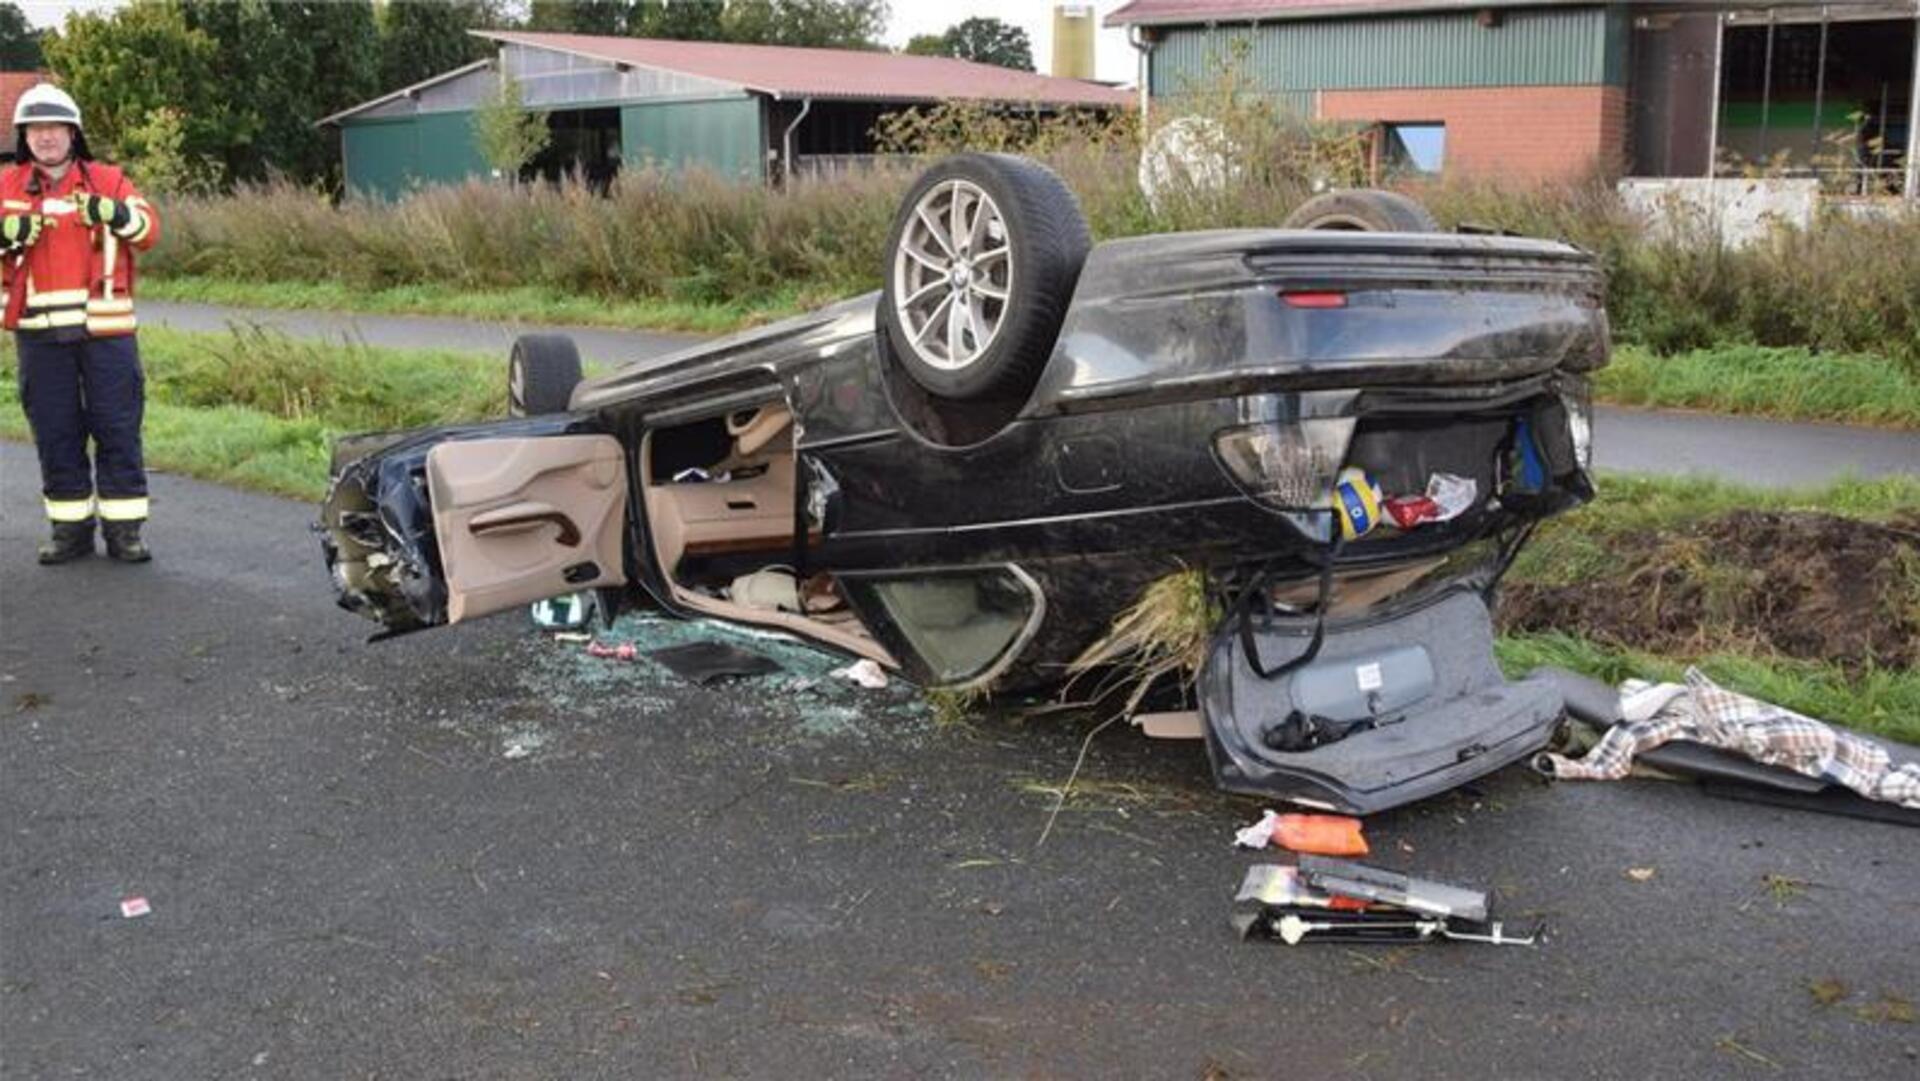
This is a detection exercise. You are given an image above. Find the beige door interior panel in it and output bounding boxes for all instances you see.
[427,435,628,624]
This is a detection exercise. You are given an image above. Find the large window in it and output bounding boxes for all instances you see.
[1381,122,1446,176]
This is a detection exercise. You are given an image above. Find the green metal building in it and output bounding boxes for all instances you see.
[320,31,1134,199]
[1109,1,1919,190]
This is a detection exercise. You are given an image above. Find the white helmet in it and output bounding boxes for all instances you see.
[14,84,82,130]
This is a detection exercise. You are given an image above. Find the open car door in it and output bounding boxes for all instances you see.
[426,435,629,624]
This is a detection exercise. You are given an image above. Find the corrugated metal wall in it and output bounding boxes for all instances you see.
[343,96,764,196]
[1150,5,1627,99]
[341,113,490,199]
[621,97,764,180]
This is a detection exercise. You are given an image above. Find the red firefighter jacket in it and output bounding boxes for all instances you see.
[0,160,159,336]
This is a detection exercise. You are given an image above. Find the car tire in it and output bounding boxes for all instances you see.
[1282,189,1439,232]
[879,154,1090,402]
[508,334,583,416]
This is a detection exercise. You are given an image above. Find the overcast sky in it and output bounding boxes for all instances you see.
[20,1,1141,84]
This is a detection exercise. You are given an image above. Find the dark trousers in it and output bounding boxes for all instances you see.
[15,332,147,508]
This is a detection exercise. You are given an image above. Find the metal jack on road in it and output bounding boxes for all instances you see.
[1272,913,1539,948]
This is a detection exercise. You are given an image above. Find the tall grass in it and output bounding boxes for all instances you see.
[1496,633,1920,744]
[150,167,911,311]
[1597,344,1920,427]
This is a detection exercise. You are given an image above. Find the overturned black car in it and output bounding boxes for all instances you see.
[320,154,1608,815]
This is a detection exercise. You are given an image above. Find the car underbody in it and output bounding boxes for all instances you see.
[320,159,1608,814]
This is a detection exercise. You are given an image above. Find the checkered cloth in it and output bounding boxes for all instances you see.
[1544,668,1920,809]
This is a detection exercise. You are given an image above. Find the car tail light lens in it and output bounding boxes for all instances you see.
[1560,385,1593,472]
[1213,417,1356,509]
[1280,291,1347,309]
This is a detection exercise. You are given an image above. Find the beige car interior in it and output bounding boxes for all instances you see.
[641,402,894,666]
[427,435,629,624]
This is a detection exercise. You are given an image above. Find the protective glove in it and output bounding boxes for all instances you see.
[79,193,131,231]
[0,213,42,249]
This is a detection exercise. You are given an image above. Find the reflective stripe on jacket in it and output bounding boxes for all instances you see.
[0,162,160,337]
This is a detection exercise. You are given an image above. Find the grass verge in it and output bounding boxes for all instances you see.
[143,275,823,335]
[1596,344,1920,429]
[1508,471,1920,589]
[0,325,503,500]
[1496,632,1919,745]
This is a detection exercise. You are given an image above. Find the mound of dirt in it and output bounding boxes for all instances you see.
[1501,510,1920,670]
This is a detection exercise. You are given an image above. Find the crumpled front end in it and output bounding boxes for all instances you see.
[317,415,592,636]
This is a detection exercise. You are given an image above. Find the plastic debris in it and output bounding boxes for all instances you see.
[586,641,639,661]
[831,658,888,689]
[1234,809,1282,849]
[1233,809,1369,855]
[1275,813,1369,856]
[1384,473,1478,529]
[119,896,151,919]
[502,730,547,759]
[530,591,595,630]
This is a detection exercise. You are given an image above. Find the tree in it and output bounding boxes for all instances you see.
[528,0,635,35]
[179,1,381,186]
[632,1,724,41]
[716,0,888,49]
[42,1,229,183]
[378,0,502,91]
[902,33,944,58]
[472,67,550,180]
[116,106,223,194]
[0,2,43,69]
[916,16,1032,72]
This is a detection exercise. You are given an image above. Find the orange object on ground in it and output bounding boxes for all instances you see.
[1273,813,1369,857]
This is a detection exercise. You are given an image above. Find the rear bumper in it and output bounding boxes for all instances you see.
[1198,587,1564,815]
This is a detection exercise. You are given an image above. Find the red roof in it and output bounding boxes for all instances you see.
[1106,0,1585,26]
[477,31,1135,108]
[0,72,50,138]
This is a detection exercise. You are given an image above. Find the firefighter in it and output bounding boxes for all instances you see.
[2,84,161,564]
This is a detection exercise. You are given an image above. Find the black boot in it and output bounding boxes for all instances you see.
[101,519,152,563]
[37,518,96,565]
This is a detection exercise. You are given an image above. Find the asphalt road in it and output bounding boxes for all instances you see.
[141,299,702,370]
[140,300,1920,490]
[3,440,1917,1079]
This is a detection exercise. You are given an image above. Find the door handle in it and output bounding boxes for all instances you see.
[469,502,581,546]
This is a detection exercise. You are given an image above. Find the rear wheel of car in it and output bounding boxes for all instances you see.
[508,334,583,417]
[879,154,1091,402]
[1282,189,1439,232]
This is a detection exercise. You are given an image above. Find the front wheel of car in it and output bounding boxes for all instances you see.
[1282,189,1439,232]
[879,154,1091,402]
[508,334,583,417]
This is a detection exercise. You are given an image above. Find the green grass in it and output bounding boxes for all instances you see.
[0,324,504,500]
[143,275,822,335]
[1497,632,1920,745]
[1595,344,1920,429]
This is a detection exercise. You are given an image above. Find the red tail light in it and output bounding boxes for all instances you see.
[1280,291,1347,309]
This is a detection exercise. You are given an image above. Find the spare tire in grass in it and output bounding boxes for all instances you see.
[1282,189,1439,232]
[879,153,1091,402]
[508,334,583,417]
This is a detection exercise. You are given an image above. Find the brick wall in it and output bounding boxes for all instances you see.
[1318,85,1628,183]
